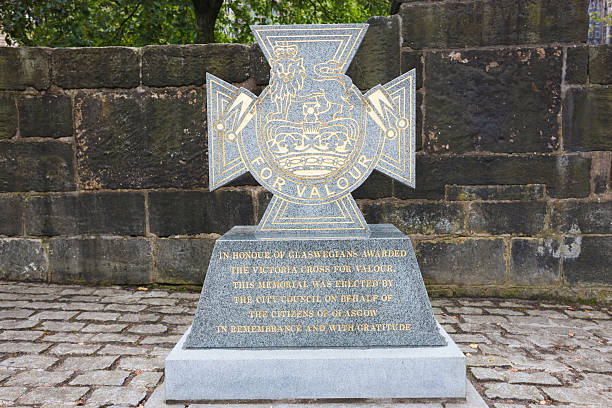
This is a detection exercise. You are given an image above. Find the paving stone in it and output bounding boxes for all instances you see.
[484,383,544,402]
[84,386,147,407]
[0,386,27,403]
[0,330,44,341]
[60,302,101,311]
[18,386,89,405]
[505,371,560,385]
[44,333,94,343]
[70,370,130,386]
[130,371,163,388]
[40,321,87,332]
[450,334,490,344]
[470,367,505,381]
[105,304,147,313]
[0,355,58,369]
[140,335,182,345]
[90,333,141,343]
[485,308,525,316]
[462,315,507,324]
[0,310,34,319]
[58,356,118,371]
[47,343,101,355]
[565,310,609,319]
[6,370,73,386]
[76,312,120,321]
[118,356,165,371]
[0,342,49,353]
[565,357,612,373]
[128,324,167,334]
[467,355,511,367]
[525,309,567,319]
[444,307,483,315]
[542,387,609,405]
[511,357,569,372]
[99,345,145,356]
[0,319,38,330]
[578,373,612,387]
[82,323,127,333]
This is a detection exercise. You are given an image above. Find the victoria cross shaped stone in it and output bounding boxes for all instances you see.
[208,24,416,237]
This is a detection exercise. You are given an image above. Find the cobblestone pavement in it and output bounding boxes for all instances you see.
[0,281,609,408]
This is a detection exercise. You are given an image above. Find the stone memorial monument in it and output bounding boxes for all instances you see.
[165,23,470,403]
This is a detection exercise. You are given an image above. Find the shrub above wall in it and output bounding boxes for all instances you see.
[0,10,610,303]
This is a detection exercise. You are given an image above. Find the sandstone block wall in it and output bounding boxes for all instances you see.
[0,6,610,302]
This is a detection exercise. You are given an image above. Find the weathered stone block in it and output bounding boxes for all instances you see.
[551,201,612,234]
[510,238,560,284]
[251,44,270,86]
[352,170,393,199]
[400,0,588,49]
[156,238,216,285]
[18,94,73,138]
[425,48,562,153]
[563,88,612,151]
[148,190,254,236]
[52,47,139,89]
[400,50,423,89]
[468,202,547,235]
[446,184,545,201]
[203,44,250,84]
[255,190,273,223]
[347,16,400,90]
[0,92,16,139]
[0,196,22,236]
[0,141,75,192]
[361,201,465,235]
[589,44,612,85]
[414,238,506,285]
[591,151,611,194]
[563,236,612,285]
[142,44,249,87]
[565,46,588,84]
[0,239,47,281]
[142,45,205,87]
[74,89,207,189]
[394,154,591,200]
[25,192,145,236]
[0,47,50,90]
[49,237,152,284]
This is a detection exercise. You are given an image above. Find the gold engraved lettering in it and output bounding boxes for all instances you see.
[260,167,273,180]
[257,280,308,289]
[272,176,286,191]
[249,310,269,318]
[309,185,321,198]
[251,156,264,166]
[296,185,307,197]
[231,266,249,274]
[232,281,254,289]
[354,264,393,273]
[334,279,379,288]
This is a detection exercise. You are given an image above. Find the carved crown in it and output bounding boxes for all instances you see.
[273,41,298,59]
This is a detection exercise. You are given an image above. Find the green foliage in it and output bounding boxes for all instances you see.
[0,0,389,46]
[0,0,198,46]
[215,0,389,43]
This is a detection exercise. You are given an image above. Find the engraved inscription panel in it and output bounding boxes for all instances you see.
[185,226,444,348]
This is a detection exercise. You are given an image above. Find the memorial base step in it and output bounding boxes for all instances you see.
[165,324,469,402]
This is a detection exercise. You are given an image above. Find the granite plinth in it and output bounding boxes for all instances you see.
[185,224,444,348]
[165,324,465,402]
